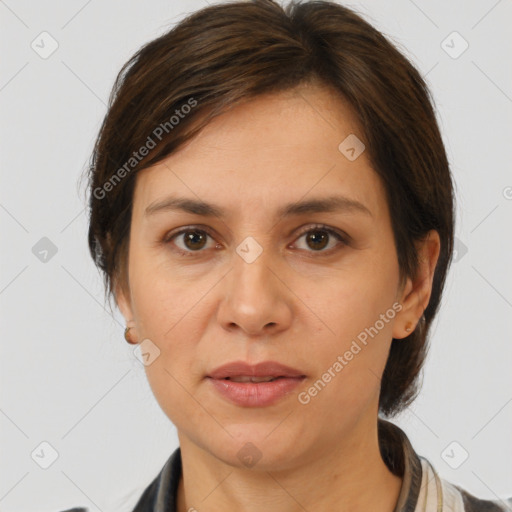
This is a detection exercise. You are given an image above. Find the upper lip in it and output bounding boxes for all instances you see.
[208,361,306,379]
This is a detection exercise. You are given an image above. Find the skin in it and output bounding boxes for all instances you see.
[116,81,440,512]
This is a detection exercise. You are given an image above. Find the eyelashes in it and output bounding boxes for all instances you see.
[162,224,349,257]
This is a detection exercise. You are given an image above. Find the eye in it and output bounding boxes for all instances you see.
[163,227,218,255]
[292,224,347,253]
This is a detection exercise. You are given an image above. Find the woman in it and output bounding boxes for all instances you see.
[73,0,511,510]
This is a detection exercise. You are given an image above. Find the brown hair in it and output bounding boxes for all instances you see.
[85,0,455,417]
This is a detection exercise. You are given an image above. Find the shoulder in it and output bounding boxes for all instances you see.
[420,456,512,512]
[55,479,160,512]
[451,481,512,512]
[379,420,511,512]
[56,448,181,512]
[131,446,182,511]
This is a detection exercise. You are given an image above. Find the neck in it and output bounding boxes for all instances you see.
[176,419,403,512]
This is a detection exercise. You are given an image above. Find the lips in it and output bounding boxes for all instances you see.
[206,360,306,407]
[207,360,306,380]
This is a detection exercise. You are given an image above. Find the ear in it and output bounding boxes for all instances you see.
[392,230,441,339]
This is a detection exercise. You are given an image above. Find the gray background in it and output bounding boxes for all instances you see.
[1,0,511,510]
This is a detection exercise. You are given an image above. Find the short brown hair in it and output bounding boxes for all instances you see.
[85,0,455,417]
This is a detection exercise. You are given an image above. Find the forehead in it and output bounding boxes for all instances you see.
[132,84,388,223]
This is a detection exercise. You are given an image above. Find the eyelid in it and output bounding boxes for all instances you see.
[293,223,349,243]
[162,224,216,244]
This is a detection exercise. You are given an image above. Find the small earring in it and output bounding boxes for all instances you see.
[405,322,413,333]
[124,326,137,344]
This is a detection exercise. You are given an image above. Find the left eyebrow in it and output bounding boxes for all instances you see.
[144,194,373,219]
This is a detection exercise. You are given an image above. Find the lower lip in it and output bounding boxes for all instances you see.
[207,376,305,407]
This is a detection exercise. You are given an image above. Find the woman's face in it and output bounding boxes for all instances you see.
[117,83,431,469]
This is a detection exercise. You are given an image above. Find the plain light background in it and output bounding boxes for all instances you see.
[1,0,511,510]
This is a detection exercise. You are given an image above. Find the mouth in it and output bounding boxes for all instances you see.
[207,375,306,407]
[206,361,306,407]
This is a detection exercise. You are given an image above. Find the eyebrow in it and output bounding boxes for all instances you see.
[144,194,372,219]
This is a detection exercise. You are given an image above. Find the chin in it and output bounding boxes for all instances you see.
[207,425,308,472]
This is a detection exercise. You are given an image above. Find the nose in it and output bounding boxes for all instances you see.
[216,245,293,337]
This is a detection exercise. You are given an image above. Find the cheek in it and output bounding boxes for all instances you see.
[294,250,399,404]
[128,258,214,388]
[302,248,399,341]
[134,281,206,427]
[129,248,211,339]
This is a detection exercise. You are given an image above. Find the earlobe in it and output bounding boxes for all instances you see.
[124,326,138,345]
[114,281,137,336]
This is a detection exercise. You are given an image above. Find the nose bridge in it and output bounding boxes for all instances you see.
[217,236,292,335]
[231,237,277,305]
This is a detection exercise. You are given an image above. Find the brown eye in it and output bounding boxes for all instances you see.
[305,230,329,250]
[181,230,208,251]
[164,228,217,254]
[293,225,347,253]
